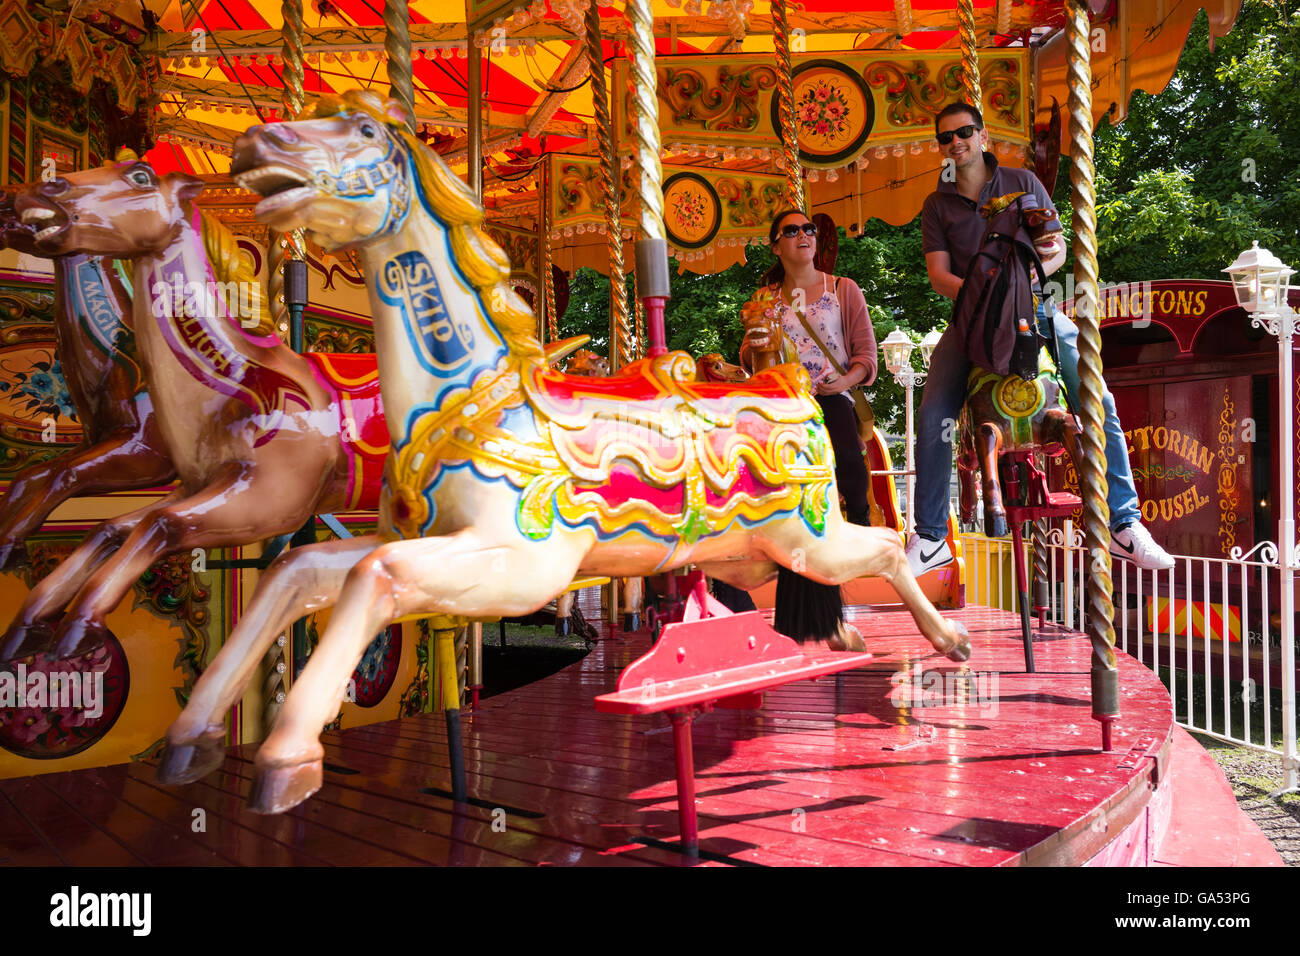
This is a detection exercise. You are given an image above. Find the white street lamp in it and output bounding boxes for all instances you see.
[1225,242,1298,795]
[881,328,939,535]
[919,327,943,368]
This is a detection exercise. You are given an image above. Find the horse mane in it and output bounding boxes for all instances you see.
[198,210,277,338]
[304,90,544,363]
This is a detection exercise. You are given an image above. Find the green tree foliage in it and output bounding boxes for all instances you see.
[1088,0,1299,281]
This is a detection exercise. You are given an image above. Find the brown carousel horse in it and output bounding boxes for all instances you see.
[0,162,589,663]
[150,91,967,814]
[0,161,394,663]
[0,190,176,570]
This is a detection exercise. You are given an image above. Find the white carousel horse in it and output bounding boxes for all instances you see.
[158,90,969,813]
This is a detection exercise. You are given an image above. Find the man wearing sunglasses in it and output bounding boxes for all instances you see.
[906,102,1174,577]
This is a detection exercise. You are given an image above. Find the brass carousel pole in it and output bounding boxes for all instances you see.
[1066,0,1119,750]
[384,0,416,134]
[271,0,313,716]
[468,38,483,201]
[465,24,484,711]
[385,0,467,798]
[585,2,631,372]
[627,0,671,357]
[772,0,804,211]
[542,168,556,345]
[957,0,983,107]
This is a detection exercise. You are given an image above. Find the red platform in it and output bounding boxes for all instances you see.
[0,603,1282,866]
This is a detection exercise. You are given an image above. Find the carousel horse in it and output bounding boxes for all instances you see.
[563,348,609,377]
[696,353,749,383]
[0,164,589,662]
[0,191,176,570]
[955,198,1080,538]
[155,90,968,814]
[555,346,643,633]
[0,162,393,664]
[956,347,1082,538]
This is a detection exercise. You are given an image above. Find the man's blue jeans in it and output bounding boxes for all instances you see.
[913,301,1141,541]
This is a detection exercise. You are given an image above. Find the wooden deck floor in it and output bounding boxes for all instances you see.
[3,602,1229,866]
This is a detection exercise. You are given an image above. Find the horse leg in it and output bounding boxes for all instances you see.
[158,534,381,785]
[0,432,174,570]
[978,423,1009,537]
[251,529,588,813]
[1042,408,1084,476]
[555,588,575,634]
[50,463,318,660]
[620,576,645,630]
[0,487,187,662]
[762,521,971,661]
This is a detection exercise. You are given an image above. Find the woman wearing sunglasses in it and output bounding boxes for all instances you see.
[737,208,878,650]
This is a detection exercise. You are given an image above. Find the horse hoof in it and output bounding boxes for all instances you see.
[555,617,572,636]
[623,612,642,632]
[0,620,56,664]
[157,736,227,785]
[985,513,1009,538]
[941,622,972,662]
[51,617,110,661]
[828,623,868,653]
[248,758,323,814]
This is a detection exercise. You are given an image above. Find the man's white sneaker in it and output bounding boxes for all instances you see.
[906,534,954,578]
[1109,523,1175,571]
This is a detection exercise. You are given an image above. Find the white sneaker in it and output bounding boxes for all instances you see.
[906,534,954,578]
[1110,523,1175,571]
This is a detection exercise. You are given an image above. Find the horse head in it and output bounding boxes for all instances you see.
[696,353,748,383]
[13,161,202,259]
[0,189,38,253]
[564,349,610,377]
[231,90,415,251]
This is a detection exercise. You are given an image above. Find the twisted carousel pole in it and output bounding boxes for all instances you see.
[542,163,556,345]
[1066,0,1119,750]
[957,0,983,108]
[267,0,307,344]
[627,0,671,356]
[271,0,311,712]
[585,1,632,371]
[385,0,467,795]
[772,0,804,211]
[384,0,416,135]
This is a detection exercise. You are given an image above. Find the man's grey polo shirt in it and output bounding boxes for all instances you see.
[920,152,1059,279]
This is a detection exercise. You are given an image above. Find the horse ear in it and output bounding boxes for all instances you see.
[171,173,205,203]
[383,100,409,128]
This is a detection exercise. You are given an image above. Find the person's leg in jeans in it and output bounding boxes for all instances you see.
[1039,303,1141,531]
[914,326,971,541]
[821,392,871,526]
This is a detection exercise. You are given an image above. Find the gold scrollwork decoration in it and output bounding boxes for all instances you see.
[306,323,374,353]
[864,60,955,129]
[660,65,779,132]
[557,161,605,217]
[715,177,786,230]
[982,59,1023,127]
[1215,387,1238,556]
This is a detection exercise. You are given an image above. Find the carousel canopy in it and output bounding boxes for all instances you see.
[59,0,1241,274]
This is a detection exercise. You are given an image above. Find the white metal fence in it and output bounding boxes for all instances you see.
[959,521,1299,787]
